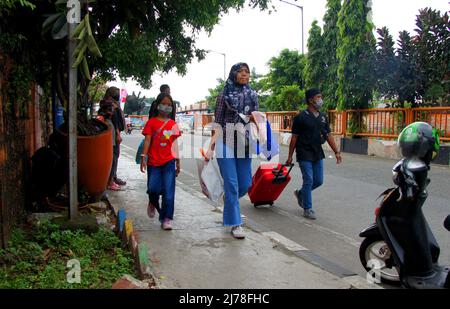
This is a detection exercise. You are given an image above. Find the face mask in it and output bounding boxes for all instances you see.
[314,99,324,109]
[158,104,173,115]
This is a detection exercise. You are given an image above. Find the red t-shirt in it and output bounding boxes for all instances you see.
[142,117,181,166]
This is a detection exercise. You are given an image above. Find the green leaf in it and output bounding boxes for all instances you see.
[42,13,61,34]
[51,15,68,40]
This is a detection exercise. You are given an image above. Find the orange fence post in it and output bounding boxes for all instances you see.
[342,111,347,137]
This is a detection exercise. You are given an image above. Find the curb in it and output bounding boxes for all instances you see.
[259,229,383,289]
[103,198,159,288]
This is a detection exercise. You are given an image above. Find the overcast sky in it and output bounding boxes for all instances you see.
[108,0,449,107]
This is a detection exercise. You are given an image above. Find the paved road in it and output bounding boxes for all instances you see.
[120,130,450,281]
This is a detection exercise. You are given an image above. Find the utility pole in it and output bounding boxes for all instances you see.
[67,0,80,219]
[280,0,304,54]
[207,50,227,81]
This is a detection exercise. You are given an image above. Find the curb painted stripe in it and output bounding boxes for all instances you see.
[124,219,133,239]
[118,208,126,233]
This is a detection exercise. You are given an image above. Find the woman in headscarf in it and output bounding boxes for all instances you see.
[207,62,259,239]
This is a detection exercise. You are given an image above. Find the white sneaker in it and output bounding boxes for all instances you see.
[231,226,245,239]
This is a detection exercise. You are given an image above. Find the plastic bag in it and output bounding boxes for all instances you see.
[196,157,224,202]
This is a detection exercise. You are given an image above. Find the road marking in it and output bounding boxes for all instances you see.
[121,143,136,152]
[262,231,309,252]
[180,169,196,179]
[270,207,361,248]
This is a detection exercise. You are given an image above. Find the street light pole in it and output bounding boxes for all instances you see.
[279,0,304,55]
[67,0,80,219]
[207,50,226,81]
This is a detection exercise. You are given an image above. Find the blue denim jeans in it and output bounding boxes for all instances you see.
[217,147,252,227]
[298,160,324,210]
[147,159,176,223]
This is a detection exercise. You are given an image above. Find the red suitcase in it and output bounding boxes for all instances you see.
[248,163,294,207]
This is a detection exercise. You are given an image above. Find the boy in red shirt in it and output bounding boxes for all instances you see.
[140,93,181,230]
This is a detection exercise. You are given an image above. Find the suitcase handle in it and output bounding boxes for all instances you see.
[272,164,294,183]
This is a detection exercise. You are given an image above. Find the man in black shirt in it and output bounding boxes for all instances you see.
[286,88,342,219]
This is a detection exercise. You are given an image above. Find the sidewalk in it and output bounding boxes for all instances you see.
[107,152,366,289]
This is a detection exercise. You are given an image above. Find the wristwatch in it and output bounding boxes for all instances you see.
[335,152,341,155]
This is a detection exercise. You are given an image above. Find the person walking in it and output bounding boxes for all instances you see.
[140,93,181,230]
[160,84,170,95]
[206,62,259,239]
[286,88,342,220]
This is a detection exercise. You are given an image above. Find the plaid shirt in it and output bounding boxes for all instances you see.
[214,93,259,126]
[214,93,259,149]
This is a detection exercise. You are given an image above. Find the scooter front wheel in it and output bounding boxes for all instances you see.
[359,236,401,286]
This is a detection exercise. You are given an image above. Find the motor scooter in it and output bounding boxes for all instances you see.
[126,123,132,134]
[359,157,450,288]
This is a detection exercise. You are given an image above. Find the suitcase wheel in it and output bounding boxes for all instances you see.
[253,202,274,208]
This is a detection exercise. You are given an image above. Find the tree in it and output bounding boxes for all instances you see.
[274,85,305,111]
[304,20,325,92]
[337,0,376,111]
[395,31,417,105]
[124,92,146,115]
[413,8,449,105]
[88,75,108,104]
[263,49,306,94]
[375,27,397,100]
[1,0,272,131]
[322,0,341,109]
[205,79,226,112]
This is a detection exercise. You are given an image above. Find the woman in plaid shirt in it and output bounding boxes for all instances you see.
[207,63,259,239]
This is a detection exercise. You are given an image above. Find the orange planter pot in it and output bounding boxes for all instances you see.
[77,126,113,199]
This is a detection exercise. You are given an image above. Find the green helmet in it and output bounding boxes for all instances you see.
[398,122,440,162]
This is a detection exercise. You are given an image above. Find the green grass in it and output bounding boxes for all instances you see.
[0,222,134,289]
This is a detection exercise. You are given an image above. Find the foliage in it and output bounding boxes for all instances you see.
[0,2,53,115]
[88,75,109,105]
[79,0,270,88]
[395,31,418,106]
[124,91,146,115]
[258,49,306,111]
[375,27,397,100]
[0,222,134,288]
[263,49,306,94]
[413,8,449,105]
[274,85,305,111]
[204,78,225,112]
[321,0,341,110]
[304,20,325,91]
[1,0,272,130]
[337,0,376,111]
[0,0,35,12]
[205,68,267,111]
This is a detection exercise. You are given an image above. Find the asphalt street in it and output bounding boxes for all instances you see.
[120,130,450,281]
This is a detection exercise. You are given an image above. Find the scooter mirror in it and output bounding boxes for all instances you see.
[444,215,450,232]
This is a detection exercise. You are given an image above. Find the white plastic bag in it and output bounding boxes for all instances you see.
[196,158,210,198]
[196,157,224,202]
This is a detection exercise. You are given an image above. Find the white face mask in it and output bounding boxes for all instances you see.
[315,99,324,109]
